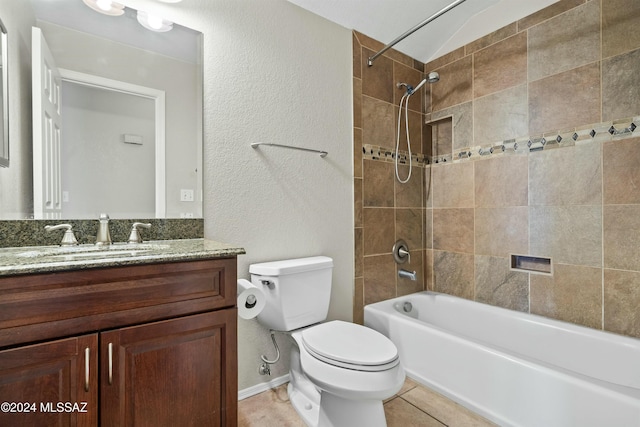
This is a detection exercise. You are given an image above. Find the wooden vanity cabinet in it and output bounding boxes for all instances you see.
[0,257,238,427]
[0,334,99,427]
[101,309,236,426]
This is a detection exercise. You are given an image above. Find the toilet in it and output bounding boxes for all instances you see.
[250,256,405,427]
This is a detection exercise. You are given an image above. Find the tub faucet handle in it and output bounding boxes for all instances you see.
[393,239,410,264]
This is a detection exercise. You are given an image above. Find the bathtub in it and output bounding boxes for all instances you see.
[364,291,640,427]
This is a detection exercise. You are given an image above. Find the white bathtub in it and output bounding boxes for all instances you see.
[364,291,640,427]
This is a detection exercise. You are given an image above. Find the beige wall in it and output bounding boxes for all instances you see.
[191,0,354,392]
[355,0,640,339]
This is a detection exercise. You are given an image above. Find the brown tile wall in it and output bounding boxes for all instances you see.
[353,32,427,324]
[353,0,640,339]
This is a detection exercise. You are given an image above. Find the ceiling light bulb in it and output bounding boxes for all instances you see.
[82,0,125,16]
[96,0,113,11]
[147,14,164,30]
[136,10,173,32]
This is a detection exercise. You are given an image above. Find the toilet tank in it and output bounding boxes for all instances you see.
[250,256,333,331]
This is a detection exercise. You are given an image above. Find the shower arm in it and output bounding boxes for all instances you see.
[367,0,468,66]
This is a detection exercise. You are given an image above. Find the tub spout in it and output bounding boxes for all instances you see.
[398,269,417,281]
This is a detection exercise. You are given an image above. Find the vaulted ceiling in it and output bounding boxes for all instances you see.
[287,0,560,63]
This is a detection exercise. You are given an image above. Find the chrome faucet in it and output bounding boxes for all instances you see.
[398,269,417,281]
[95,213,111,246]
[44,224,78,246]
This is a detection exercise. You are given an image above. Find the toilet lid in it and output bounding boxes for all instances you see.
[301,321,399,372]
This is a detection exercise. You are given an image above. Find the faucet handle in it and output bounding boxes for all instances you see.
[392,239,410,264]
[45,224,79,247]
[128,222,152,244]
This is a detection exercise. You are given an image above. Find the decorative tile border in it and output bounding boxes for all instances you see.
[363,116,639,167]
[362,144,430,166]
[451,117,639,164]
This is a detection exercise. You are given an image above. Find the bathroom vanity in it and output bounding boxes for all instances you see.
[0,239,244,426]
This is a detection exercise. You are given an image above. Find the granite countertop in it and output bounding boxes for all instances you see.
[0,238,245,277]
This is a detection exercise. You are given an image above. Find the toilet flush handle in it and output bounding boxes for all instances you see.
[260,279,275,289]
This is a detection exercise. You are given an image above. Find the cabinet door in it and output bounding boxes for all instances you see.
[101,309,237,427]
[0,334,98,427]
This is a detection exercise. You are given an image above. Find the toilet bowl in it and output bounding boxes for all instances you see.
[289,321,405,427]
[249,257,405,427]
[289,320,405,426]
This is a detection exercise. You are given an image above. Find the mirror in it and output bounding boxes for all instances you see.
[0,18,7,168]
[3,0,203,219]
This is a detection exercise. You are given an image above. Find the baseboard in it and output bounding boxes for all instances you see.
[238,374,290,401]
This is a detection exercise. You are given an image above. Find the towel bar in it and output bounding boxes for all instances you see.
[251,142,328,158]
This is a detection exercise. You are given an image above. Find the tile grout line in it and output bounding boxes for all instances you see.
[394,395,449,427]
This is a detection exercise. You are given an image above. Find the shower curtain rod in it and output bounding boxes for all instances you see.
[367,0,468,66]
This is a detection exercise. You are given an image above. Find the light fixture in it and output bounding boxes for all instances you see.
[137,10,174,32]
[82,0,125,16]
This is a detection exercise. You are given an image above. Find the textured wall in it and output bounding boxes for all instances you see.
[190,0,353,391]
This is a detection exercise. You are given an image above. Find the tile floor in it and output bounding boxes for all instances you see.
[238,378,497,427]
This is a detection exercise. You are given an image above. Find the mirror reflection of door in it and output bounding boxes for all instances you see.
[55,70,166,219]
[61,82,155,218]
[12,1,203,220]
[32,26,167,219]
[32,26,62,219]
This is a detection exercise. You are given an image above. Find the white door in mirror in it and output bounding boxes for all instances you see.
[32,27,63,220]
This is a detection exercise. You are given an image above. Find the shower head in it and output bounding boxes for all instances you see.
[427,71,440,83]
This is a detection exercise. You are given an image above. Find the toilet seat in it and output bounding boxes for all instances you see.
[292,327,405,401]
[301,321,399,372]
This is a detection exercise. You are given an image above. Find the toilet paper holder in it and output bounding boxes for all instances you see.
[244,294,257,309]
[237,279,266,320]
